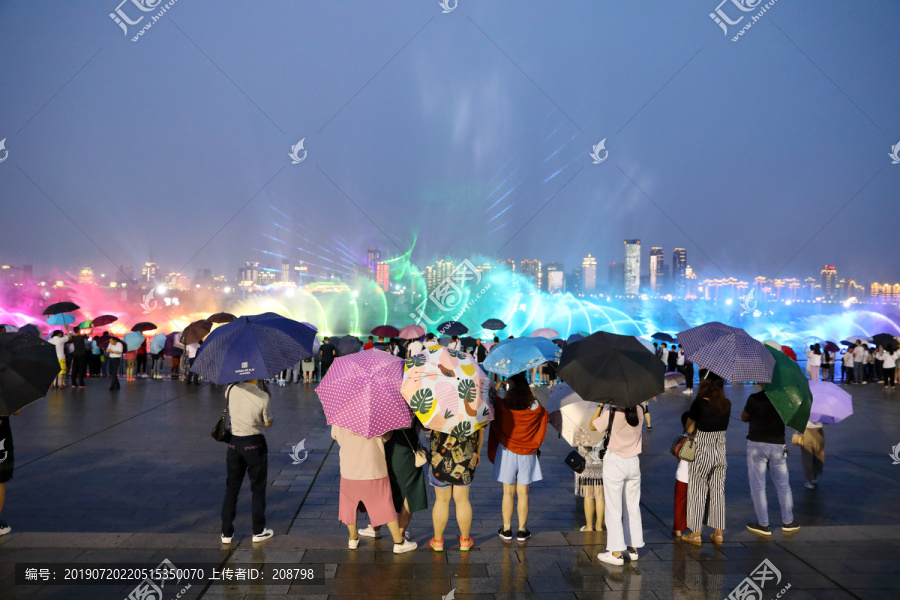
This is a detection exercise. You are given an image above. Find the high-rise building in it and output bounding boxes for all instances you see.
[281,259,291,283]
[497,259,516,272]
[649,247,664,294]
[142,262,159,282]
[520,260,542,290]
[570,267,584,294]
[673,248,687,293]
[239,261,260,285]
[293,264,309,283]
[544,262,564,293]
[376,262,390,292]
[608,262,625,294]
[582,254,597,293]
[624,240,641,296]
[367,247,382,271]
[78,267,93,286]
[820,265,837,299]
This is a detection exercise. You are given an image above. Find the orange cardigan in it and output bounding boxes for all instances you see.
[488,396,549,463]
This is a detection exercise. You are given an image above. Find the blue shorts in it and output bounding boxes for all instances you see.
[493,443,542,485]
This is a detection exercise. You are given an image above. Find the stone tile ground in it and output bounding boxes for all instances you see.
[1,377,898,599]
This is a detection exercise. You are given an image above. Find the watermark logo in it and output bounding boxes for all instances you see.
[289,438,309,465]
[889,142,900,165]
[590,138,608,164]
[410,259,490,330]
[725,558,789,600]
[0,138,8,163]
[0,438,7,463]
[709,0,778,42]
[739,288,757,315]
[140,289,157,314]
[289,138,307,164]
[439,0,457,14]
[890,443,900,465]
[125,558,191,600]
[109,0,181,42]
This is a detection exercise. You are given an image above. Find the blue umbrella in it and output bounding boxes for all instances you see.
[189,313,316,385]
[148,333,166,354]
[482,337,562,377]
[566,333,585,344]
[46,314,75,327]
[123,331,146,351]
[335,335,363,356]
[482,318,506,330]
[651,332,676,343]
[19,324,42,337]
[437,321,468,336]
[678,322,775,383]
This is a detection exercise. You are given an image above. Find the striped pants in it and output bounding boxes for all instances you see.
[687,430,727,531]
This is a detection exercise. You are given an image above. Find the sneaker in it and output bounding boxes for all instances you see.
[252,528,274,543]
[348,538,359,549]
[516,529,531,542]
[498,528,513,541]
[746,522,771,536]
[683,389,692,395]
[596,550,624,566]
[804,481,816,490]
[220,533,232,544]
[357,525,382,538]
[782,522,801,533]
[626,547,639,561]
[0,521,11,536]
[393,539,417,554]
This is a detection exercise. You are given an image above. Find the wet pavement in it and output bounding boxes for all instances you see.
[1,376,899,599]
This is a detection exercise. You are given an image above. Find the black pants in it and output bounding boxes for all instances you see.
[71,355,87,386]
[321,360,333,378]
[108,358,121,389]
[221,434,268,537]
[136,354,147,376]
[885,367,896,388]
[185,357,198,383]
[682,363,694,389]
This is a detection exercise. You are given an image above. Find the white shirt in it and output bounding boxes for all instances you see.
[446,340,461,351]
[659,348,669,364]
[883,350,899,370]
[186,343,201,358]
[676,350,685,366]
[805,350,821,366]
[228,382,273,437]
[49,336,67,359]
[407,340,424,356]
[676,459,691,483]
[107,341,124,358]
[853,346,865,361]
[843,352,854,366]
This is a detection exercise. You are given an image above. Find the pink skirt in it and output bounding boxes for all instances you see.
[339,477,396,527]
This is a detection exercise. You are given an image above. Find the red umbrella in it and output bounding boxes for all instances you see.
[91,315,117,327]
[371,325,400,338]
[781,346,797,361]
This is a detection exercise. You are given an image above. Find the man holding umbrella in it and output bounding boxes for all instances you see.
[70,327,89,388]
[742,386,801,536]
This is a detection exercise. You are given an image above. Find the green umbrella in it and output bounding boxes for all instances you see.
[76,320,93,330]
[763,345,812,432]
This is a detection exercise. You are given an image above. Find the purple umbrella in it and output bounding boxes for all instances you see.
[808,381,853,424]
[163,332,184,357]
[678,322,775,383]
[315,349,413,439]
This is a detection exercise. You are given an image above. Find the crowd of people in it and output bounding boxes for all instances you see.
[804,340,900,390]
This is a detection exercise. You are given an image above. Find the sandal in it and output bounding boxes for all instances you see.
[710,533,724,545]
[682,532,703,546]
[430,537,444,552]
[459,536,473,552]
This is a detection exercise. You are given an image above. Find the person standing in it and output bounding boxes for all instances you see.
[875,346,885,384]
[489,373,548,542]
[742,385,800,536]
[473,339,487,365]
[575,445,604,533]
[672,411,691,539]
[319,337,336,378]
[185,342,201,385]
[842,348,853,384]
[70,327,89,388]
[795,421,825,489]
[0,411,21,536]
[667,344,679,373]
[135,338,148,379]
[364,336,374,350]
[882,346,898,391]
[682,358,694,396]
[49,330,68,389]
[682,372,730,545]
[107,337,124,390]
[428,427,483,552]
[804,345,821,381]
[852,342,866,385]
[446,336,461,352]
[591,403,645,565]
[221,380,274,545]
[407,337,424,359]
[331,425,417,553]
[658,343,670,367]
[822,349,834,382]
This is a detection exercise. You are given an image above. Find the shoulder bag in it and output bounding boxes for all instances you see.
[211,384,234,443]
[402,428,428,468]
[670,432,696,462]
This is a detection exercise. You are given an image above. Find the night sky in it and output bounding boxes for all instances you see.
[1,0,898,282]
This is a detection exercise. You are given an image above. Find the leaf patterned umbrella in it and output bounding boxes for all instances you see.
[401,346,495,437]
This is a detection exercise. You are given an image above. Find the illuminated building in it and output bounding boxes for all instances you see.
[376,261,390,292]
[582,254,597,292]
[142,262,159,282]
[78,267,93,286]
[544,262,564,293]
[820,265,837,299]
[281,259,291,283]
[367,247,382,271]
[649,247,664,294]
[497,259,516,272]
[673,248,687,293]
[624,240,640,296]
[520,260,542,290]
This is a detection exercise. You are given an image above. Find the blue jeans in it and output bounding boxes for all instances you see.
[854,363,864,383]
[747,441,793,527]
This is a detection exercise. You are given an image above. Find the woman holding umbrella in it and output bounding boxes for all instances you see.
[682,371,731,546]
[488,373,549,542]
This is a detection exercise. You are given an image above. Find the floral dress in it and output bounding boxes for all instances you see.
[574,446,604,498]
[430,430,478,485]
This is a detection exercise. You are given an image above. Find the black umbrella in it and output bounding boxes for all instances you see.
[872,333,898,348]
[18,324,42,337]
[42,301,79,316]
[482,318,506,330]
[651,332,676,343]
[0,332,59,415]
[437,321,468,336]
[182,320,213,345]
[131,322,157,332]
[207,312,236,324]
[558,331,665,408]
[335,335,363,356]
[91,314,118,327]
[460,336,477,349]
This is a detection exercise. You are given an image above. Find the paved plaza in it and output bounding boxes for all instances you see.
[1,377,899,599]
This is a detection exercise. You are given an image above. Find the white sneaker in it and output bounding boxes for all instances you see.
[597,551,624,566]
[682,389,692,395]
[358,525,382,538]
[348,538,359,549]
[626,548,639,561]
[805,481,816,490]
[220,533,232,544]
[393,540,418,554]
[252,529,274,543]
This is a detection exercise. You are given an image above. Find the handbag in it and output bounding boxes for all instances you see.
[211,384,233,443]
[791,432,804,446]
[565,450,586,473]
[670,433,696,462]
[402,428,427,468]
